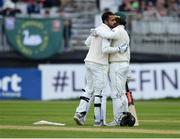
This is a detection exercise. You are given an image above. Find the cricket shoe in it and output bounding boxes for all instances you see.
[107,114,124,126]
[107,120,119,126]
[93,120,107,126]
[100,120,108,126]
[73,113,85,125]
[107,117,121,127]
[93,121,103,127]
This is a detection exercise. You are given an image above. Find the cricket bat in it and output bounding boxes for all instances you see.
[125,82,139,126]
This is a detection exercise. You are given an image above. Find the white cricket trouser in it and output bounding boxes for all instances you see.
[109,62,129,118]
[76,62,108,122]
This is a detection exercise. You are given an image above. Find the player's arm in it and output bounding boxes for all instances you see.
[102,38,128,54]
[96,28,119,39]
[84,35,92,47]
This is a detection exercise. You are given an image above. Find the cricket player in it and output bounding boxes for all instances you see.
[73,11,115,126]
[73,11,128,126]
[95,12,131,126]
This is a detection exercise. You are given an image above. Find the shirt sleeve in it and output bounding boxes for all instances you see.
[102,38,119,54]
[84,35,92,47]
[96,28,119,39]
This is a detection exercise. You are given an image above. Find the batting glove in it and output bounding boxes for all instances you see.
[118,43,128,53]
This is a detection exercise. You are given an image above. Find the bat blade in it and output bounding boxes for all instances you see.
[128,103,139,126]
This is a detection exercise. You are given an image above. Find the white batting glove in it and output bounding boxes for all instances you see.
[118,43,128,53]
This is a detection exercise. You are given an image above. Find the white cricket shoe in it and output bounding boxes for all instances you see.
[73,113,85,125]
[107,120,118,126]
[107,114,124,126]
[93,121,102,127]
[93,120,107,126]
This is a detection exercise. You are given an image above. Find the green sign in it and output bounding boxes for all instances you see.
[5,17,64,59]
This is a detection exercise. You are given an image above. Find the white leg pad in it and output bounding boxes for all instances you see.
[94,96,101,122]
[84,96,93,121]
[101,95,107,124]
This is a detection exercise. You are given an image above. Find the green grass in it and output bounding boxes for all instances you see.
[0,99,180,138]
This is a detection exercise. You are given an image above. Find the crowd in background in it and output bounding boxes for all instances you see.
[0,0,179,50]
[0,0,62,16]
[0,0,179,18]
[118,0,180,19]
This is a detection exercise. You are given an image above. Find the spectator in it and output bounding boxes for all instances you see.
[27,1,41,15]
[143,1,160,19]
[139,0,147,14]
[0,0,21,16]
[0,0,21,47]
[43,0,61,16]
[63,19,72,49]
[15,0,28,15]
[118,0,132,12]
[131,0,139,13]
[43,0,61,8]
[149,0,157,6]
[155,0,168,16]
[168,0,180,17]
[0,0,3,9]
[136,0,147,19]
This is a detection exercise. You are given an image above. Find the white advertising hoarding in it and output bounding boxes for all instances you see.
[39,63,180,100]
[39,64,86,100]
[129,62,180,100]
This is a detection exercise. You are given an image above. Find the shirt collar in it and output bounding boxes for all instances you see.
[102,23,110,28]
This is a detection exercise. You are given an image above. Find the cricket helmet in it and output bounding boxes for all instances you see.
[120,112,136,127]
[114,12,127,26]
[115,12,127,21]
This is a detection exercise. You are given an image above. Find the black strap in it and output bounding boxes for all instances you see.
[80,96,89,102]
[94,103,101,107]
[94,95,102,98]
[80,111,87,116]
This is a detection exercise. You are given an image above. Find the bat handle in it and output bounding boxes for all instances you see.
[126,91,134,106]
[125,81,129,92]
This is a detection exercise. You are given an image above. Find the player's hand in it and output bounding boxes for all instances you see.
[118,43,128,53]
